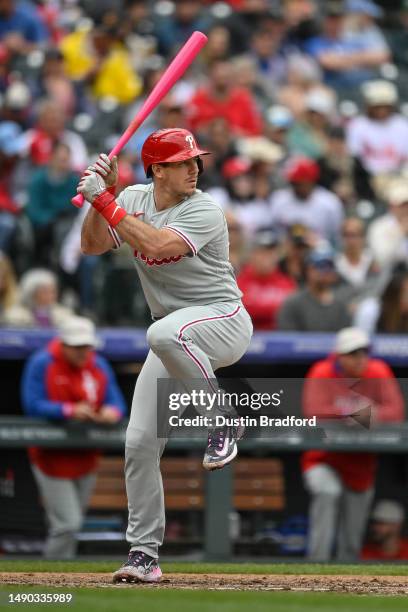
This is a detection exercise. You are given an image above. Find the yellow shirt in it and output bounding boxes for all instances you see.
[60,29,142,104]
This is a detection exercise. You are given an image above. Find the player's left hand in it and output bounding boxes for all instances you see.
[77,169,107,203]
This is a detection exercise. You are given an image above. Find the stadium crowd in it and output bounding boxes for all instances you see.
[1,0,408,561]
[0,0,408,331]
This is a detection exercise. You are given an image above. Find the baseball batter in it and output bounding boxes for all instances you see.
[78,128,253,583]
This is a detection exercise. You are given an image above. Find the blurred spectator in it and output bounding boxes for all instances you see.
[367,179,408,270]
[346,81,408,200]
[24,98,88,172]
[279,223,314,286]
[277,244,352,331]
[318,126,354,201]
[29,48,78,118]
[3,268,73,327]
[60,23,142,105]
[224,210,247,273]
[200,24,231,65]
[302,327,404,561]
[305,1,389,89]
[247,26,288,90]
[153,0,211,57]
[269,157,344,244]
[0,0,49,58]
[237,228,297,330]
[277,54,331,119]
[0,250,17,321]
[231,54,273,113]
[344,0,390,67]
[354,267,408,335]
[188,58,263,137]
[0,120,25,252]
[264,104,294,161]
[287,88,337,160]
[361,500,408,560]
[21,316,126,559]
[335,217,378,291]
[25,142,79,267]
[209,156,271,236]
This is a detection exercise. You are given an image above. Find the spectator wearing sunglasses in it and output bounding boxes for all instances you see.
[301,327,404,561]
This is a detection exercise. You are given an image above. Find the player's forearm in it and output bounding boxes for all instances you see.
[115,215,166,257]
[81,207,113,255]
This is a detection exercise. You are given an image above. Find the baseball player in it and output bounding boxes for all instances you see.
[78,128,253,583]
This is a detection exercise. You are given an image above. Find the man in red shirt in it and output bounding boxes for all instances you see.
[361,500,408,561]
[237,228,296,329]
[302,327,404,561]
[188,58,262,137]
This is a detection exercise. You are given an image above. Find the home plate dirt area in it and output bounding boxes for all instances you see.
[1,572,408,594]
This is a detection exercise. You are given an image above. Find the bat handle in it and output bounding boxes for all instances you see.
[71,193,85,208]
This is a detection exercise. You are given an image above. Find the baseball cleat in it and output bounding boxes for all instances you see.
[202,423,244,471]
[112,550,162,584]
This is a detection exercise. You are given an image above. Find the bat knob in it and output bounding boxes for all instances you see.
[72,194,84,208]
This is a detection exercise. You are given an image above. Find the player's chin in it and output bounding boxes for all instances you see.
[185,183,197,195]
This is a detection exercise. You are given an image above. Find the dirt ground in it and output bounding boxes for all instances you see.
[1,573,408,594]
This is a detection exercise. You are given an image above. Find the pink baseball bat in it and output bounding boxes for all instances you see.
[72,30,208,207]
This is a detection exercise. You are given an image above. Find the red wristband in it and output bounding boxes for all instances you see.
[107,185,116,196]
[92,191,127,228]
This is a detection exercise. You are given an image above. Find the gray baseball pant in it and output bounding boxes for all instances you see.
[31,465,96,559]
[125,301,252,558]
[304,463,374,561]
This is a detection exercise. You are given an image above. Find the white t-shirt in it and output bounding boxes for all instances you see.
[268,185,344,243]
[346,114,408,174]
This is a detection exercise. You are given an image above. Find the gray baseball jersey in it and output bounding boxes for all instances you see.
[109,183,242,318]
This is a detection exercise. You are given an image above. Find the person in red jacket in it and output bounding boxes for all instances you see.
[237,228,297,330]
[188,58,263,137]
[21,316,126,559]
[302,326,404,561]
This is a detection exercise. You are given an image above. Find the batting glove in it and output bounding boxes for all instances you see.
[78,169,127,227]
[77,169,107,203]
[94,153,119,189]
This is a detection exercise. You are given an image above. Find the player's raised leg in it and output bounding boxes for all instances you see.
[146,302,253,471]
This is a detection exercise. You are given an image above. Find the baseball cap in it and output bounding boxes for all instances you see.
[346,0,383,18]
[362,80,398,106]
[387,179,408,206]
[253,228,280,248]
[306,244,335,268]
[222,156,251,179]
[371,500,405,524]
[265,105,294,129]
[305,89,336,117]
[59,316,98,347]
[334,327,370,354]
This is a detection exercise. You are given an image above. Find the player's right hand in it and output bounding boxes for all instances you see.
[94,153,119,188]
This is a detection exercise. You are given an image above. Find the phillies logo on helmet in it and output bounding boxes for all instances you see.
[185,134,195,149]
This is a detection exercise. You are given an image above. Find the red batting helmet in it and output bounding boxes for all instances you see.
[284,157,320,183]
[141,128,210,177]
